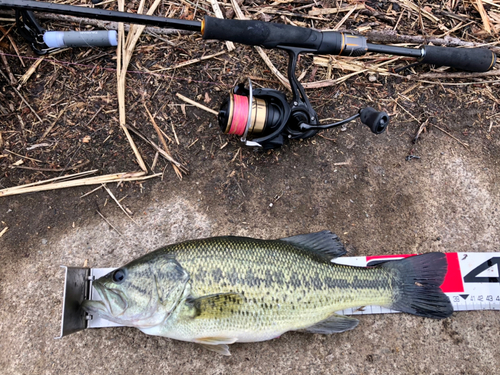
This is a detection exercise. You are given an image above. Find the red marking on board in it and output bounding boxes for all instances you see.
[441,253,464,293]
[366,253,464,293]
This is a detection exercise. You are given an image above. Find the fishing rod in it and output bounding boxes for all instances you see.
[1,0,497,149]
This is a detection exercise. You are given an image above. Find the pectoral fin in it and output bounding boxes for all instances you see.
[301,314,359,334]
[195,336,238,356]
[187,293,244,319]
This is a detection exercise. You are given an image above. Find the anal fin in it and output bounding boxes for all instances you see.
[300,314,359,334]
[195,336,238,356]
[197,343,231,356]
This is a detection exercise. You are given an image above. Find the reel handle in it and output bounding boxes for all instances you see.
[359,107,389,134]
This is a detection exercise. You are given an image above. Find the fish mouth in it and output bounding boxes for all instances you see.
[81,299,107,315]
[81,282,128,319]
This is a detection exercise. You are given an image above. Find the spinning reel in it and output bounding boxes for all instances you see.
[217,48,389,149]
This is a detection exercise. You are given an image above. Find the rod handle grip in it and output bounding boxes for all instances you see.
[421,45,496,72]
[202,16,323,50]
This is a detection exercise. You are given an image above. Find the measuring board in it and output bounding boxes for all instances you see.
[58,252,500,337]
[333,252,500,315]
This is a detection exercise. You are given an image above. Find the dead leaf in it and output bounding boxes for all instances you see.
[204,92,211,104]
[82,135,91,143]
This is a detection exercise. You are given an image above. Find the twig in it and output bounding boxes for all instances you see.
[399,0,440,23]
[144,103,183,179]
[176,93,218,115]
[17,55,45,90]
[308,4,365,16]
[152,50,226,72]
[12,161,90,172]
[414,118,429,143]
[102,183,137,224]
[0,52,16,85]
[411,70,500,79]
[433,125,470,150]
[0,227,8,238]
[122,123,187,172]
[1,169,98,191]
[144,104,169,152]
[171,122,180,145]
[415,78,500,86]
[0,171,161,198]
[80,185,104,198]
[96,209,123,236]
[303,57,401,89]
[86,106,104,126]
[255,47,291,90]
[0,26,24,67]
[41,102,70,139]
[5,149,42,163]
[394,97,421,123]
[0,69,43,122]
[247,7,328,21]
[333,7,357,31]
[475,0,492,34]
[115,0,154,173]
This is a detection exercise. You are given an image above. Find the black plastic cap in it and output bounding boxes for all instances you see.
[359,107,389,134]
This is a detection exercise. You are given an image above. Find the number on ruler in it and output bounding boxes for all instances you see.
[463,257,500,284]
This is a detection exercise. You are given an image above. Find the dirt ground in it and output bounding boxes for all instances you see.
[1,0,500,374]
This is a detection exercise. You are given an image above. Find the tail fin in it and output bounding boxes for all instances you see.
[382,252,453,319]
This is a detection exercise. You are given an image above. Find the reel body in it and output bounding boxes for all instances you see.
[218,80,320,149]
[217,47,390,149]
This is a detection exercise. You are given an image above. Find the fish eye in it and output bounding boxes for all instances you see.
[112,269,126,283]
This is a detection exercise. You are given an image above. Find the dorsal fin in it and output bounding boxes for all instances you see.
[280,231,346,261]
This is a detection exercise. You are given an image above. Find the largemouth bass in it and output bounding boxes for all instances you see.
[82,231,453,355]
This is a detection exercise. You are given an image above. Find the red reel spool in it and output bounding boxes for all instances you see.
[220,92,267,137]
[227,93,249,136]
